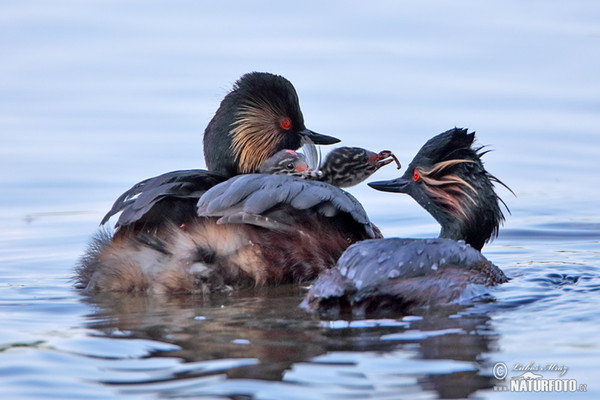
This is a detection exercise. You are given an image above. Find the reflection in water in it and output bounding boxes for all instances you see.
[82,286,501,398]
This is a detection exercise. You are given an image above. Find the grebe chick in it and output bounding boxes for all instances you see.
[318,147,400,188]
[302,128,512,315]
[258,149,321,180]
[260,147,400,188]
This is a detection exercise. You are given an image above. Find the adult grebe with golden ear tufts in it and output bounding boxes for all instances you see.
[302,128,513,316]
[76,73,397,294]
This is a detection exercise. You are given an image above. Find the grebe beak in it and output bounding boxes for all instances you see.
[300,128,340,145]
[371,150,401,169]
[368,177,411,193]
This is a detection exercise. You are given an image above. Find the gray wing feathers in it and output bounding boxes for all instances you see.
[338,238,486,289]
[197,174,372,234]
[216,212,291,231]
[101,169,225,227]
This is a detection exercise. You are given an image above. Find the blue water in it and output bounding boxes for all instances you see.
[1,1,599,398]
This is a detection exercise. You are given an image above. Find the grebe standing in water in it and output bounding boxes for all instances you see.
[302,128,512,315]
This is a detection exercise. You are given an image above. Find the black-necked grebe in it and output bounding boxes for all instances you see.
[76,74,398,294]
[302,128,512,315]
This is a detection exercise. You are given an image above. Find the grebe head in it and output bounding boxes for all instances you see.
[259,149,321,180]
[369,128,511,251]
[203,72,339,177]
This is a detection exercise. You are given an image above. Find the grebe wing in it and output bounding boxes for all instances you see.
[101,169,226,228]
[197,174,375,237]
[337,238,488,289]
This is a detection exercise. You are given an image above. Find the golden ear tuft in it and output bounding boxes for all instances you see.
[230,102,284,173]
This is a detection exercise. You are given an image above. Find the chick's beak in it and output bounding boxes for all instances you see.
[368,177,411,193]
[295,164,308,172]
[300,128,340,145]
[369,150,401,169]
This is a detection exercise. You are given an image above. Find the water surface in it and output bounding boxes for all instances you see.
[1,1,599,399]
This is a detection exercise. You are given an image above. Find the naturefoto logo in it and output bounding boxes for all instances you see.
[492,362,588,393]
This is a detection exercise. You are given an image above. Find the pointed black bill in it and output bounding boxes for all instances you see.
[300,128,340,145]
[368,177,411,193]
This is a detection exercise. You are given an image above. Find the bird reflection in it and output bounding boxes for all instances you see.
[81,290,501,398]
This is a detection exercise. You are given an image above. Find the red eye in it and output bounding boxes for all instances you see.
[413,169,420,181]
[280,117,292,130]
